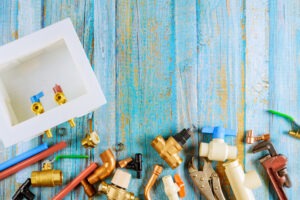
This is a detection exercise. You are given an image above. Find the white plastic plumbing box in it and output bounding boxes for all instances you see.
[0,19,106,148]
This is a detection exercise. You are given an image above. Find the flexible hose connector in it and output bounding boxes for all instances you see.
[87,149,116,184]
[144,164,163,200]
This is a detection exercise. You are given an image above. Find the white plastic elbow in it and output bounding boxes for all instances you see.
[199,139,237,161]
[223,160,261,200]
[162,175,179,200]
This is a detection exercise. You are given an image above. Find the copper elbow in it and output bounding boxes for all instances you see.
[144,164,163,200]
[87,149,116,184]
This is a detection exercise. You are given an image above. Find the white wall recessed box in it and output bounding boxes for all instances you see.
[0,18,106,148]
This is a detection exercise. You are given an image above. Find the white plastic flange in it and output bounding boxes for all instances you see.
[199,139,237,161]
[111,169,132,189]
[162,175,179,200]
[223,160,261,200]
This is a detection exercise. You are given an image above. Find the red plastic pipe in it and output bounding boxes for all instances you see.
[52,162,98,200]
[0,141,67,181]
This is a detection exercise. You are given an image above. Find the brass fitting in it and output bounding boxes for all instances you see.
[87,149,116,184]
[53,84,76,128]
[289,130,300,138]
[82,131,100,148]
[31,161,63,187]
[118,157,133,168]
[246,130,270,144]
[151,129,191,169]
[81,178,96,197]
[98,181,139,200]
[144,164,163,200]
[31,93,52,138]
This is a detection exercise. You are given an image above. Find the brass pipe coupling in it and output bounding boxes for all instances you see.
[151,128,192,169]
[87,148,116,184]
[82,131,100,148]
[31,161,63,187]
[98,169,139,200]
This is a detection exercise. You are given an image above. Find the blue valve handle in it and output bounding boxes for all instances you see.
[0,143,48,171]
[202,126,236,139]
[30,91,44,103]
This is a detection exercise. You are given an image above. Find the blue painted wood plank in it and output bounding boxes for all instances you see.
[268,0,300,199]
[196,0,245,198]
[245,0,270,199]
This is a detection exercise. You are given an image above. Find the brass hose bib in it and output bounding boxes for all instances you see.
[151,129,191,169]
[31,161,63,187]
[82,131,100,148]
[53,84,76,127]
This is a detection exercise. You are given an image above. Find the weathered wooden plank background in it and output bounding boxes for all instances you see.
[0,0,299,199]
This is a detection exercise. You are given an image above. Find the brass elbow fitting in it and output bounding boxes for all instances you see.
[31,162,62,187]
[98,181,138,200]
[82,131,100,148]
[144,164,163,200]
[151,129,191,169]
[53,84,76,127]
[87,148,116,184]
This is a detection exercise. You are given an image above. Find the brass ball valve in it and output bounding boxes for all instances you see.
[31,161,63,187]
[151,128,192,169]
[98,169,139,200]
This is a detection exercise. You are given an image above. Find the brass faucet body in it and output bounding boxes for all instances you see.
[144,164,163,200]
[31,162,62,187]
[151,136,183,169]
[87,149,116,184]
[31,102,52,138]
[98,181,139,200]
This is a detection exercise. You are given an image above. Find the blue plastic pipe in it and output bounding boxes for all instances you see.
[0,143,48,171]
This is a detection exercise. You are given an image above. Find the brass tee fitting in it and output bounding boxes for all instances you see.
[31,162,62,187]
[87,149,116,184]
[151,129,191,169]
[144,164,163,200]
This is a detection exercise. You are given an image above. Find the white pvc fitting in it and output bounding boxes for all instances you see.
[162,175,179,200]
[111,169,131,189]
[223,160,261,200]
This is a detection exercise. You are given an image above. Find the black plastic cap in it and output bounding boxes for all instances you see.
[173,128,192,147]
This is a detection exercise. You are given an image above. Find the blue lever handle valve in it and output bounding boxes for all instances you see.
[202,126,236,139]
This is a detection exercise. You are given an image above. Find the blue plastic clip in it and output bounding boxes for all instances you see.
[0,143,48,171]
[30,91,44,104]
[202,126,236,139]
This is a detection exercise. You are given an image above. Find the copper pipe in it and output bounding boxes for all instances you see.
[87,149,116,184]
[144,164,163,200]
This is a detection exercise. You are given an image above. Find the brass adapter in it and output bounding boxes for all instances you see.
[87,149,116,184]
[81,178,96,197]
[98,181,139,200]
[151,129,191,169]
[82,131,100,148]
[31,162,62,187]
[144,165,163,200]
